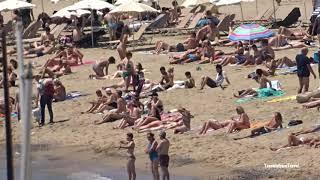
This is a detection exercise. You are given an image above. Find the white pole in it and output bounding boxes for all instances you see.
[41,0,44,12]
[272,0,276,20]
[304,0,307,20]
[255,0,258,16]
[16,21,32,180]
[91,10,94,47]
[240,3,244,20]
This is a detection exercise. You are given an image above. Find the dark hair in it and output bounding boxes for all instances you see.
[147,132,154,138]
[117,90,123,97]
[127,133,133,139]
[44,27,50,32]
[205,10,212,16]
[137,63,143,71]
[191,32,196,37]
[9,59,18,69]
[216,64,222,70]
[108,56,116,64]
[185,71,191,76]
[252,44,257,49]
[126,51,132,58]
[261,39,269,46]
[96,90,102,94]
[160,66,166,71]
[256,68,263,76]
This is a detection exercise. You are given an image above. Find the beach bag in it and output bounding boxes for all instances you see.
[176,43,185,52]
[288,120,303,126]
[32,108,41,122]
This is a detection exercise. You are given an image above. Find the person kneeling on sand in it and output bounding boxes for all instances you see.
[234,112,283,140]
[199,106,250,135]
[94,90,127,125]
[53,79,66,102]
[89,56,116,79]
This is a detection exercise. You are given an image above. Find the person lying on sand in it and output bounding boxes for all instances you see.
[199,106,250,135]
[234,69,272,98]
[200,64,230,90]
[94,90,127,125]
[234,112,283,140]
[278,27,311,40]
[269,35,309,51]
[270,133,320,151]
[83,90,107,114]
[302,97,320,110]
[169,48,202,64]
[153,32,198,54]
[255,39,275,64]
[114,101,141,129]
[89,56,116,79]
[39,60,71,78]
[23,40,53,58]
[217,46,250,66]
[184,71,195,89]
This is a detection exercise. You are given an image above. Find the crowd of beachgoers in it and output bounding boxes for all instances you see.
[1,0,320,179]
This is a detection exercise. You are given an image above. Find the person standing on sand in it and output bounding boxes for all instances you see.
[145,132,160,180]
[119,133,136,180]
[123,51,135,92]
[296,48,316,94]
[156,131,170,180]
[312,15,320,46]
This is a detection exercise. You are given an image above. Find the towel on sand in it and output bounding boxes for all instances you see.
[66,91,89,100]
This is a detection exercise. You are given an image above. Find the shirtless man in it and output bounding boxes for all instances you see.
[95,88,118,113]
[95,90,127,124]
[153,67,174,92]
[196,22,216,43]
[90,56,116,79]
[184,71,195,89]
[119,133,136,180]
[278,27,310,40]
[156,131,170,180]
[24,40,53,58]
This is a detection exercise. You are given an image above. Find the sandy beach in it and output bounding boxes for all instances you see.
[1,0,320,179]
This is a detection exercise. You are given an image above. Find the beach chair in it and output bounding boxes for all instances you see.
[105,23,151,48]
[271,7,301,28]
[147,14,170,30]
[23,21,42,39]
[217,14,235,35]
[23,23,67,44]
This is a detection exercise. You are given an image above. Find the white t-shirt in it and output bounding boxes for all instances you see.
[215,71,227,86]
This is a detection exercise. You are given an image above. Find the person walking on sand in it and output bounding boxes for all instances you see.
[145,132,160,180]
[119,133,136,180]
[296,48,316,94]
[156,131,170,180]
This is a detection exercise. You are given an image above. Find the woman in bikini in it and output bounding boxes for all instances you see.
[145,133,160,180]
[270,133,320,151]
[117,25,130,60]
[199,106,250,135]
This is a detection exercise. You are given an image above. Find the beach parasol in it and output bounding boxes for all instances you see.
[115,0,149,6]
[0,0,35,12]
[110,1,158,14]
[67,0,115,11]
[228,24,274,41]
[214,0,255,20]
[181,0,213,8]
[51,8,91,18]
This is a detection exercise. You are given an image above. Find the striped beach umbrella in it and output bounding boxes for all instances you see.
[228,24,274,41]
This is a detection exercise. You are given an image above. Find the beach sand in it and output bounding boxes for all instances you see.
[1,0,320,179]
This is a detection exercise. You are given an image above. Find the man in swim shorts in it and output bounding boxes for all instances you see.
[90,56,116,79]
[156,131,170,180]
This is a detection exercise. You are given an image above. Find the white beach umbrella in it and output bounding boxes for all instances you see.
[110,1,158,14]
[181,0,212,8]
[51,8,91,18]
[115,0,147,6]
[68,0,115,10]
[214,0,255,20]
[0,0,35,12]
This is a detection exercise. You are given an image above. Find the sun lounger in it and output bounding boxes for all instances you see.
[3,20,13,34]
[217,14,235,35]
[272,7,301,28]
[148,14,169,30]
[23,21,42,39]
[23,23,67,44]
[105,23,151,48]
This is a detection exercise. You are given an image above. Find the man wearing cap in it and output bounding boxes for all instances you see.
[156,131,170,180]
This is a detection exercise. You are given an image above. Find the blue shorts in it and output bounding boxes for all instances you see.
[187,54,199,61]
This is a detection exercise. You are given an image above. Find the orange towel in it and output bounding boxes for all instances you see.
[250,120,270,129]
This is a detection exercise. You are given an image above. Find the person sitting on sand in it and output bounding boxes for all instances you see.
[65,45,84,65]
[94,90,127,124]
[200,64,230,90]
[242,44,261,66]
[199,106,250,135]
[196,22,217,43]
[270,133,320,151]
[0,67,17,88]
[150,67,174,92]
[197,40,215,64]
[89,56,116,79]
[256,39,275,64]
[154,32,198,54]
[83,90,107,114]
[53,79,66,102]
[40,59,71,78]
[114,101,141,129]
[184,71,195,89]
[234,69,272,98]
[234,112,283,140]
[94,88,118,113]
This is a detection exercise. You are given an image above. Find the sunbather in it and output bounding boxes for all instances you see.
[234,69,272,98]
[234,112,283,140]
[40,27,54,45]
[89,56,116,79]
[94,90,127,124]
[53,79,66,102]
[242,44,260,66]
[114,101,141,129]
[269,35,308,51]
[95,88,118,113]
[169,48,201,64]
[149,67,174,92]
[83,90,107,114]
[199,106,250,135]
[274,56,296,68]
[0,67,17,88]
[200,64,230,90]
[256,39,275,64]
[23,40,53,58]
[278,27,310,40]
[196,22,216,43]
[270,133,320,151]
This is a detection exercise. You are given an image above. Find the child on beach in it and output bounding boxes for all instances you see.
[119,133,136,180]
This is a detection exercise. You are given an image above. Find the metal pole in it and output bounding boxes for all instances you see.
[255,0,258,16]
[240,3,244,20]
[41,0,44,12]
[272,0,276,20]
[91,10,94,47]
[20,63,33,180]
[304,0,307,20]
[1,29,15,180]
[15,21,29,180]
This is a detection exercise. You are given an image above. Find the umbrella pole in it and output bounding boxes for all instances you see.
[304,0,307,20]
[240,3,244,21]
[41,0,44,12]
[91,10,94,48]
[255,0,258,16]
[272,0,276,20]
[1,29,15,180]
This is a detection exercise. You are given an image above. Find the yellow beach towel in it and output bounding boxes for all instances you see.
[250,120,270,129]
[267,95,296,103]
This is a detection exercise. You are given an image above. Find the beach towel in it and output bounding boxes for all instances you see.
[0,113,18,121]
[236,88,285,103]
[267,95,296,103]
[249,120,270,129]
[66,91,89,100]
[276,66,297,75]
[167,81,186,91]
[267,80,282,91]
